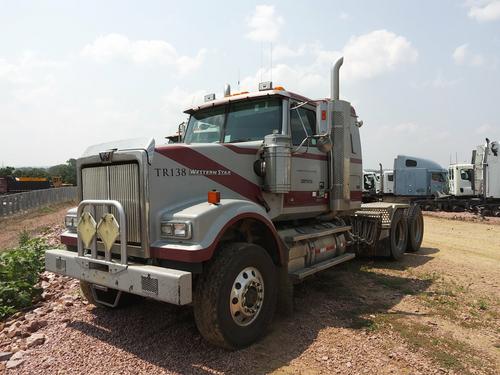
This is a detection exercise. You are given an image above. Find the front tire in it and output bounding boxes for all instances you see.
[193,242,277,349]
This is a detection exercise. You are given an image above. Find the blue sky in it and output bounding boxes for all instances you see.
[1,0,499,168]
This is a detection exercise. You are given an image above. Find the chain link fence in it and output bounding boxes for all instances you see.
[0,187,77,217]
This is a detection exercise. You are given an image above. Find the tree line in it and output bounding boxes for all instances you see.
[0,159,77,185]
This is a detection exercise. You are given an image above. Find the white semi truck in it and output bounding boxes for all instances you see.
[45,58,424,349]
[372,141,500,216]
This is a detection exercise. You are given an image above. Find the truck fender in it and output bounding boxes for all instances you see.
[151,199,286,265]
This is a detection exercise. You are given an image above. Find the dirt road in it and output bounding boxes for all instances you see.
[1,215,499,374]
[0,203,74,251]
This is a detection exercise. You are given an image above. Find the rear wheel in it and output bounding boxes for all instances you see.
[389,209,408,260]
[193,242,277,349]
[406,205,424,252]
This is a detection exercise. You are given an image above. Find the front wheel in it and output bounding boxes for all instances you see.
[193,242,277,349]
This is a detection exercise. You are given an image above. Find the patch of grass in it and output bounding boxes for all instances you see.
[476,299,488,311]
[374,315,487,374]
[0,234,51,320]
[37,206,56,214]
[18,229,31,246]
[357,267,424,296]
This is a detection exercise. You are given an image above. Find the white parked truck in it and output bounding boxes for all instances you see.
[414,139,500,216]
[448,163,474,197]
[45,58,424,349]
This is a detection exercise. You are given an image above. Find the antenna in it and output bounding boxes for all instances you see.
[270,42,273,82]
[260,42,263,82]
[237,68,240,91]
[456,152,458,164]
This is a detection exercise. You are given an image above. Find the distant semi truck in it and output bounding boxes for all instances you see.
[365,139,500,216]
[363,155,448,203]
[416,139,500,216]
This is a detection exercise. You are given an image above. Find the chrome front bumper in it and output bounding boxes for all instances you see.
[45,249,192,305]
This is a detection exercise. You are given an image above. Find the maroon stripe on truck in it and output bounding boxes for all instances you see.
[284,191,328,207]
[350,191,363,201]
[61,234,77,246]
[155,145,264,204]
[350,158,362,164]
[151,212,287,265]
[223,144,259,155]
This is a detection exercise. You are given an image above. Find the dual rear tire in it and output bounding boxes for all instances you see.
[388,205,423,260]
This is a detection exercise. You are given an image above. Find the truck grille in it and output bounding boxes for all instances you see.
[81,163,141,243]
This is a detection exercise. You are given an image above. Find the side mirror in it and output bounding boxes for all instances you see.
[316,134,332,153]
[178,122,186,142]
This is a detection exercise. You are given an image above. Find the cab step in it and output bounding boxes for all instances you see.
[289,252,355,281]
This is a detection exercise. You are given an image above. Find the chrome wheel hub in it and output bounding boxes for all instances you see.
[230,266,264,326]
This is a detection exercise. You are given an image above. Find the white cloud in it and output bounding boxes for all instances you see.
[453,44,468,64]
[272,44,306,60]
[411,71,461,89]
[393,122,418,133]
[339,12,349,20]
[238,29,418,98]
[467,0,500,22]
[312,30,418,81]
[340,30,418,80]
[476,123,494,134]
[81,33,206,74]
[246,5,284,43]
[0,52,65,84]
[452,43,484,66]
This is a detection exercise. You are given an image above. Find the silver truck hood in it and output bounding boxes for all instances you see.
[82,137,156,159]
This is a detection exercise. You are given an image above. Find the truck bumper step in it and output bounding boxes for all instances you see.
[45,249,192,305]
[289,252,355,281]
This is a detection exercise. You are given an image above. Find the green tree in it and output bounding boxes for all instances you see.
[47,158,76,185]
[12,167,49,179]
[64,158,77,185]
[0,166,15,177]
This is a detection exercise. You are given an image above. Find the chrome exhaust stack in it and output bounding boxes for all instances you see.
[331,57,344,100]
[224,83,231,97]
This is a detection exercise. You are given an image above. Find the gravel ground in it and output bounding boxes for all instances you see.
[1,215,498,374]
[422,210,500,225]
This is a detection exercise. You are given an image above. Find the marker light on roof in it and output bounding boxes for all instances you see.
[204,93,216,102]
[258,81,273,91]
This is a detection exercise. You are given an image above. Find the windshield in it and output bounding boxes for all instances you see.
[184,98,282,144]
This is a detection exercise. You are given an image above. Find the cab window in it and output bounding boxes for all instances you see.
[460,169,472,181]
[431,173,445,182]
[184,98,282,144]
[224,98,282,143]
[184,107,224,144]
[290,106,316,146]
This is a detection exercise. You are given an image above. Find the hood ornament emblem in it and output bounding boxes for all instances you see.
[99,149,115,163]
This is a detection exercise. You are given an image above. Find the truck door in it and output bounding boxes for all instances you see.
[285,102,328,213]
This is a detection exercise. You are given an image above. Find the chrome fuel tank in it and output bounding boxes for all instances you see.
[263,134,291,193]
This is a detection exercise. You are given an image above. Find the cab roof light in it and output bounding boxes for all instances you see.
[274,86,285,91]
[258,81,273,91]
[204,93,216,102]
[208,189,220,205]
